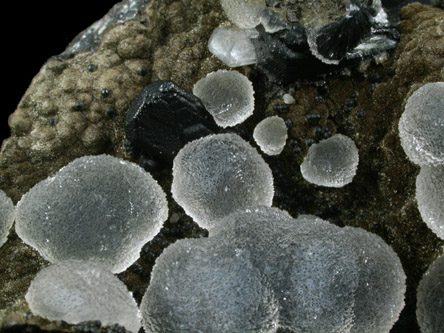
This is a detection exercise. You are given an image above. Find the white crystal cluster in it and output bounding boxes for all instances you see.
[171,133,273,229]
[140,237,279,332]
[253,116,288,155]
[416,254,444,333]
[26,260,141,333]
[415,166,444,240]
[193,70,255,127]
[15,155,168,273]
[0,189,14,248]
[398,82,444,167]
[208,27,258,68]
[300,134,359,187]
[141,207,406,333]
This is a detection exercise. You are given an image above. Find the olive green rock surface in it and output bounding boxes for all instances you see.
[0,1,443,332]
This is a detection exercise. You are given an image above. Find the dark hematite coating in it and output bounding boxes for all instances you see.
[252,24,334,83]
[125,80,219,163]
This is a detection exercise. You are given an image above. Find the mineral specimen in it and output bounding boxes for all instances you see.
[140,237,279,332]
[300,133,359,187]
[208,26,258,67]
[253,116,288,155]
[15,155,168,273]
[193,70,255,128]
[220,0,266,29]
[212,207,406,333]
[415,165,444,240]
[416,254,444,333]
[125,80,219,163]
[398,82,444,167]
[25,260,141,333]
[171,133,273,229]
[0,189,14,249]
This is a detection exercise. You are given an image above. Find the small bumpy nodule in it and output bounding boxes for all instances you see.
[416,254,444,333]
[25,260,141,333]
[15,155,168,273]
[171,134,273,229]
[193,70,255,128]
[398,82,444,167]
[0,189,14,248]
[415,165,444,240]
[253,116,288,155]
[212,207,406,333]
[220,0,265,29]
[140,238,279,333]
[300,133,359,187]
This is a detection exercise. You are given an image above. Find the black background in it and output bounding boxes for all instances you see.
[2,1,120,143]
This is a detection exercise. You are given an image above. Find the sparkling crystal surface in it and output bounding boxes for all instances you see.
[0,189,14,248]
[253,116,288,155]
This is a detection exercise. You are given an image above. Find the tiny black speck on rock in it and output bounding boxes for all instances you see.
[87,64,97,72]
[101,88,111,97]
[107,107,116,118]
[138,66,148,76]
[74,101,84,111]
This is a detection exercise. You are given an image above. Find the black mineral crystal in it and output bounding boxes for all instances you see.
[125,81,218,163]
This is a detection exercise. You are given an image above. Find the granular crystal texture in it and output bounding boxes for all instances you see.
[208,26,258,67]
[417,254,444,333]
[193,70,255,128]
[25,260,141,332]
[15,155,168,273]
[220,0,266,29]
[140,238,279,333]
[253,116,288,155]
[398,82,444,167]
[125,80,218,163]
[300,134,359,187]
[415,165,444,239]
[0,189,14,248]
[212,207,405,332]
[171,134,273,229]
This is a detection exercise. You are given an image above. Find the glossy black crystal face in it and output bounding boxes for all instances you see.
[125,81,218,164]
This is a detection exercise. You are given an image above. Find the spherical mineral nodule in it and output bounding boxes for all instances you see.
[220,0,265,29]
[253,116,288,155]
[300,133,359,187]
[415,165,444,239]
[417,254,444,333]
[398,82,444,167]
[0,189,14,248]
[193,70,255,128]
[212,207,406,332]
[25,260,141,332]
[15,155,168,273]
[140,238,279,333]
[171,133,274,229]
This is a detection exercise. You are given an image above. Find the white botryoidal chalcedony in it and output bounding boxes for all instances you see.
[398,82,444,167]
[416,254,444,333]
[26,260,141,332]
[253,116,288,155]
[171,133,274,229]
[208,26,258,67]
[15,155,168,273]
[211,207,406,333]
[193,70,254,128]
[140,237,279,333]
[0,189,14,249]
[415,165,444,240]
[300,133,359,187]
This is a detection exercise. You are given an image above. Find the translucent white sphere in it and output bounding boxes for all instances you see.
[140,238,279,332]
[0,189,14,248]
[193,70,255,128]
[26,260,141,332]
[253,116,288,155]
[15,155,168,273]
[220,0,265,29]
[415,165,444,239]
[417,254,444,333]
[300,134,359,187]
[212,207,406,333]
[171,134,274,229]
[399,82,444,167]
